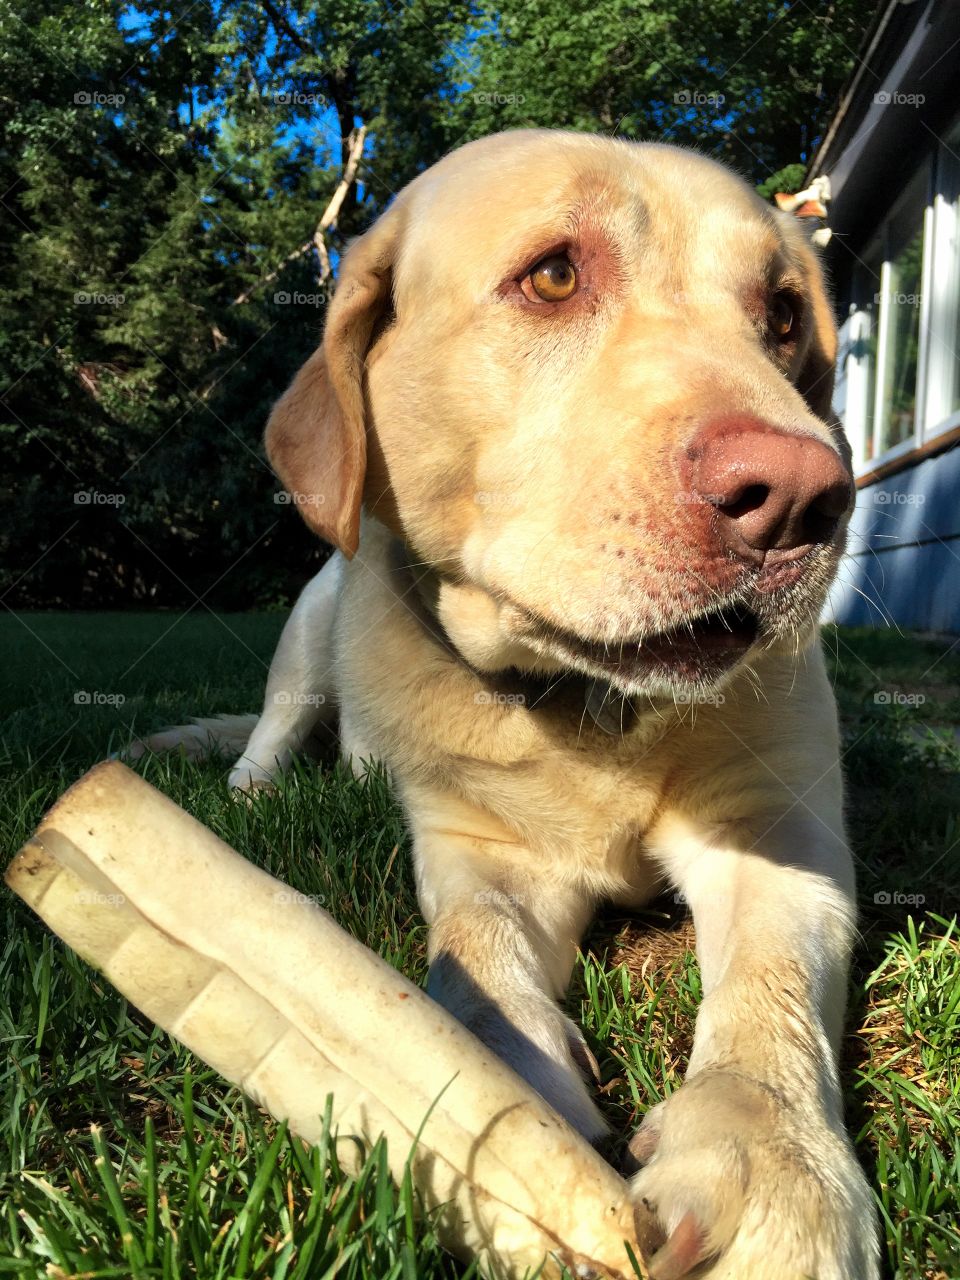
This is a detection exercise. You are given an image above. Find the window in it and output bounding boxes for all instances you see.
[839,121,960,474]
[917,119,960,436]
[875,219,923,454]
[943,124,960,417]
[851,258,879,461]
[845,164,930,468]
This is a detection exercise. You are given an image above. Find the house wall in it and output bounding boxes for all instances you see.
[816,59,960,637]
[825,443,960,632]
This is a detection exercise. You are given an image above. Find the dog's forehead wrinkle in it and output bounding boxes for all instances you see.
[398,133,776,296]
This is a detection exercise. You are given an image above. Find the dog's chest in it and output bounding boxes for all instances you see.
[429,678,679,873]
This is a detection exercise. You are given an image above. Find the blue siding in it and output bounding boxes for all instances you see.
[825,443,960,632]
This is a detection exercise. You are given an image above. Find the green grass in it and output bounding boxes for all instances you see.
[1,613,958,1278]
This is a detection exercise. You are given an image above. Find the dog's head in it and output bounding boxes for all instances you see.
[267,130,852,697]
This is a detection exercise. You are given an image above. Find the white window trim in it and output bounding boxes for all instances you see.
[841,306,871,465]
[914,201,936,437]
[869,259,898,461]
[922,190,960,436]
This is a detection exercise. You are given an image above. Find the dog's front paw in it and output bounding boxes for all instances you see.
[629,1069,879,1280]
[227,762,279,797]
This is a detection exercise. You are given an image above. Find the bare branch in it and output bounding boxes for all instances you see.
[232,124,368,305]
[314,123,367,284]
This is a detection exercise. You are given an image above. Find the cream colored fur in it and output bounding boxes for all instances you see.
[132,131,879,1279]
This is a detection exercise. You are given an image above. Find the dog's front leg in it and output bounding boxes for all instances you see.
[406,786,606,1143]
[632,808,879,1280]
[228,558,342,792]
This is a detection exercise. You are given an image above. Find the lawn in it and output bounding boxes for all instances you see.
[1,612,958,1279]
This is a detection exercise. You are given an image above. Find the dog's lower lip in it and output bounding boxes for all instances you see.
[542,602,760,679]
[634,602,759,659]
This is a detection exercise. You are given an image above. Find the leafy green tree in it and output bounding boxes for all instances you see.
[442,0,876,184]
[0,0,877,609]
[756,163,809,202]
[0,0,465,606]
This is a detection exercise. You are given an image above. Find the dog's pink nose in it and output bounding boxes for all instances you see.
[687,416,852,562]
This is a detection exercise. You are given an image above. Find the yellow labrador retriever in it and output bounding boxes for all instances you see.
[135,131,879,1279]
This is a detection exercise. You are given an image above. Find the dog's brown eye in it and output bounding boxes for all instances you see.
[768,290,799,340]
[527,254,578,302]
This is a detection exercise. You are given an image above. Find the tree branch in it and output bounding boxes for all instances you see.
[313,123,366,283]
[260,0,312,59]
[232,123,367,305]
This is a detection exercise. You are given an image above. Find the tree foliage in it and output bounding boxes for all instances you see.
[0,0,875,607]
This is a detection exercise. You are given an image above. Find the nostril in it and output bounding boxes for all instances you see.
[803,481,849,537]
[718,483,770,520]
[802,504,839,544]
[802,482,851,544]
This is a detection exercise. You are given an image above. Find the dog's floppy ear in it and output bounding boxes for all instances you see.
[265,205,402,558]
[792,234,839,423]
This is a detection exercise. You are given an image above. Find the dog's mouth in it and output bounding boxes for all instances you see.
[521,600,762,690]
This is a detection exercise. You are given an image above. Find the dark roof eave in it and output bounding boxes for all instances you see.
[806,0,920,182]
